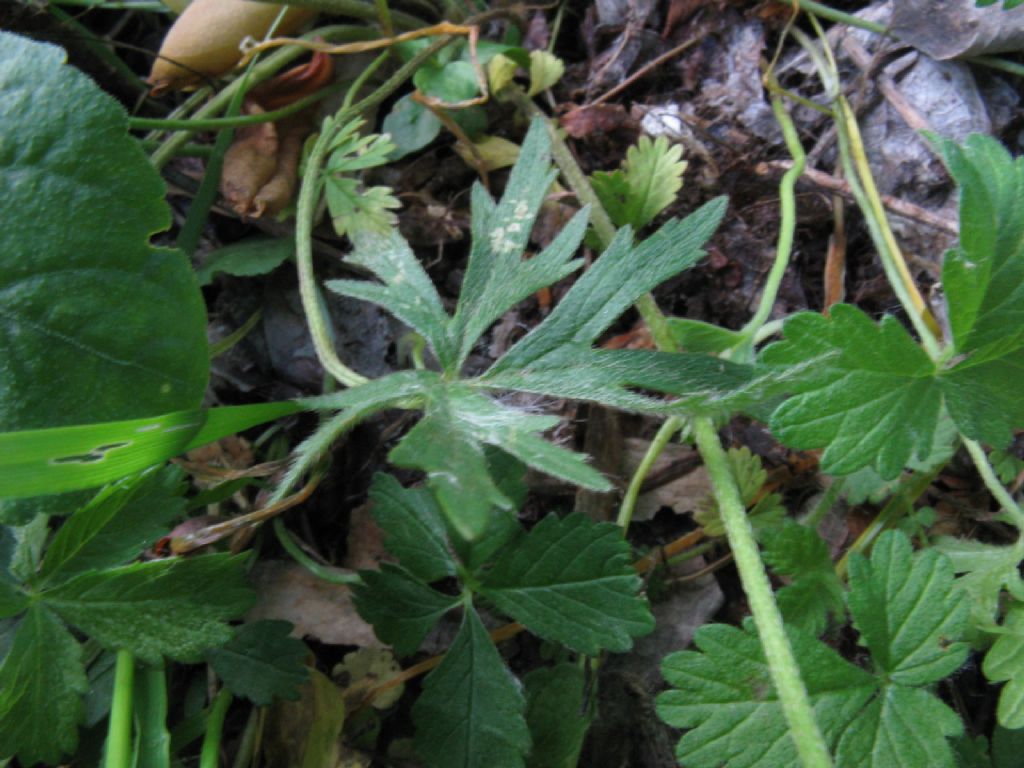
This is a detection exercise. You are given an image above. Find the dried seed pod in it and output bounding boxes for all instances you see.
[220,103,280,216]
[148,0,317,93]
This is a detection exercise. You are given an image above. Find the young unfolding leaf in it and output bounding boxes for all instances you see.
[591,136,687,231]
[323,119,401,239]
[412,606,531,768]
[761,522,844,635]
[479,513,654,654]
[658,531,969,767]
[207,620,309,706]
[0,605,86,766]
[353,563,460,657]
[936,536,1024,642]
[763,305,942,478]
[40,554,254,664]
[695,446,785,538]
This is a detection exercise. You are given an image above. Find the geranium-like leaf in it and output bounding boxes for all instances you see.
[40,554,254,664]
[368,473,456,583]
[983,602,1024,728]
[763,305,941,479]
[847,530,969,684]
[0,31,207,433]
[479,513,654,654]
[762,522,844,635]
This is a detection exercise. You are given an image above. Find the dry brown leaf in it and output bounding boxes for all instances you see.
[246,560,381,647]
[620,437,710,521]
[220,102,279,217]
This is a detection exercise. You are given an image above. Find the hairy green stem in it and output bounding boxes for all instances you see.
[294,36,453,388]
[693,417,832,768]
[739,94,805,346]
[104,650,135,768]
[199,689,233,768]
[964,439,1024,531]
[617,416,683,529]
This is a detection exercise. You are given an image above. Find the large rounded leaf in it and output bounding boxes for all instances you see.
[0,31,208,434]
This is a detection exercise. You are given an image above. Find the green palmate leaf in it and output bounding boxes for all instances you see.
[658,530,970,767]
[0,580,27,618]
[933,134,1024,447]
[523,663,592,768]
[328,231,454,370]
[695,446,786,538]
[847,530,969,684]
[382,94,441,159]
[0,400,301,502]
[657,621,876,768]
[353,563,460,657]
[490,198,726,372]
[763,304,942,478]
[762,522,844,635]
[450,119,568,368]
[368,473,456,583]
[40,554,254,664]
[591,136,687,230]
[412,606,531,768]
[0,31,207,433]
[206,620,308,706]
[37,465,186,585]
[479,513,653,654]
[0,605,87,765]
[983,602,1024,728]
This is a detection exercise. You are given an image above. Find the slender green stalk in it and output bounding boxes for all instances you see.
[617,416,683,529]
[739,94,805,346]
[800,477,845,529]
[49,6,150,94]
[273,517,360,583]
[294,37,453,388]
[964,439,1024,531]
[129,87,334,131]
[176,64,248,257]
[834,468,939,579]
[693,417,832,768]
[104,650,135,768]
[199,689,233,768]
